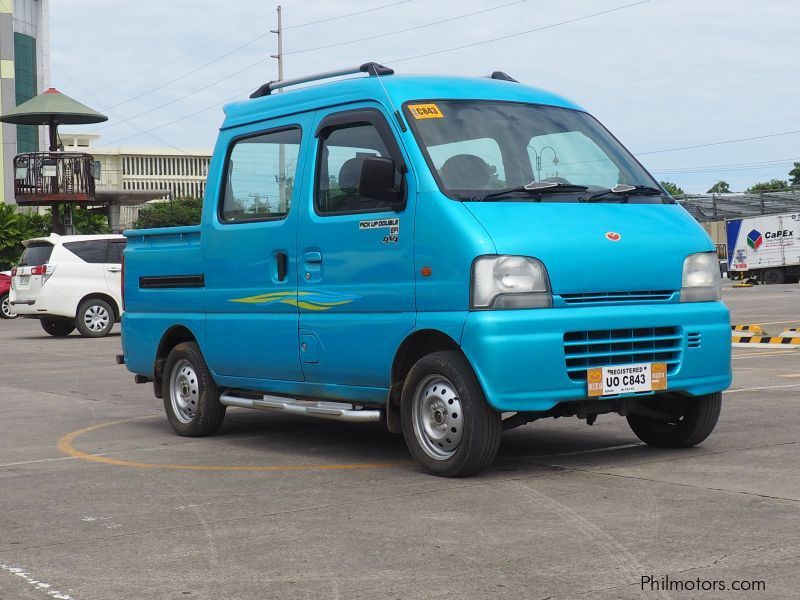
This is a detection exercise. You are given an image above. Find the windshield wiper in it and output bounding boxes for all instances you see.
[585,184,664,202]
[479,181,588,202]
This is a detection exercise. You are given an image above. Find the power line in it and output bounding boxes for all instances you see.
[99,30,273,112]
[637,130,800,156]
[286,0,532,56]
[284,0,412,30]
[385,0,653,63]
[88,56,272,133]
[94,90,249,149]
[87,14,273,96]
[92,1,411,118]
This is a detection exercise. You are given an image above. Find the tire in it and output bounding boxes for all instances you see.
[627,392,721,448]
[401,351,501,477]
[162,342,226,437]
[41,317,75,337]
[1,293,17,319]
[75,298,115,338]
[763,268,785,285]
[785,275,800,284]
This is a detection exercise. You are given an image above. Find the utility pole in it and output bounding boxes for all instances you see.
[271,5,287,213]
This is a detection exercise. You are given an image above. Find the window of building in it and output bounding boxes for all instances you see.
[14,33,39,153]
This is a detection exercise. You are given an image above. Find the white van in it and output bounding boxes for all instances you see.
[10,234,126,337]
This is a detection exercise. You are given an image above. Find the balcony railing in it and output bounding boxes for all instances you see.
[13,152,96,204]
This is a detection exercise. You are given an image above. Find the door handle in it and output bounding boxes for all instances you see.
[303,251,322,263]
[106,266,122,273]
[276,252,288,282]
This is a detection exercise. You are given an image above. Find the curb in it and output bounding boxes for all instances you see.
[732,325,764,334]
[732,335,800,348]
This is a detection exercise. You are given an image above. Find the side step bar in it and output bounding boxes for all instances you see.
[219,393,383,423]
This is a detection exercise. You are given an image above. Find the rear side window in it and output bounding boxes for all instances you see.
[63,240,110,264]
[106,240,127,264]
[220,127,302,223]
[19,243,54,266]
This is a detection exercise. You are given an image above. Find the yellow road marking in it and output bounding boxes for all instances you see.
[780,373,800,378]
[58,417,407,472]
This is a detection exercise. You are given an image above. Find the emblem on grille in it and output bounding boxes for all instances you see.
[605,232,621,242]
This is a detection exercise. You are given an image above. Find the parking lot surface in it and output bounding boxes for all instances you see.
[1,283,799,599]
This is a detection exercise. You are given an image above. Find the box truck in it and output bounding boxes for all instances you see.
[726,212,800,284]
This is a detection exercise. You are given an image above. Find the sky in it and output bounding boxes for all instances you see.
[50,0,800,194]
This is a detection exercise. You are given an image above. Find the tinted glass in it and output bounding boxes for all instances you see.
[406,101,662,202]
[106,240,127,264]
[19,243,53,266]
[316,123,400,215]
[63,240,110,263]
[221,127,301,222]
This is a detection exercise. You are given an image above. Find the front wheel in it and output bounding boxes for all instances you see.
[163,342,226,436]
[0,293,17,319]
[41,317,75,337]
[401,351,501,477]
[627,392,721,448]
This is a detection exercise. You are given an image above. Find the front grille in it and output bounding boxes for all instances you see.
[564,327,682,382]
[558,291,675,306]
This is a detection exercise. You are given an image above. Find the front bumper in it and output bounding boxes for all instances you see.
[460,301,731,412]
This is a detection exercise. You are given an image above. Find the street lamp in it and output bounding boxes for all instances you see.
[528,145,559,181]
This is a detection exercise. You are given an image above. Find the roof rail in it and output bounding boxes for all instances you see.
[488,71,518,83]
[250,62,394,99]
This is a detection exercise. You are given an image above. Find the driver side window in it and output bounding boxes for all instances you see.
[315,115,404,216]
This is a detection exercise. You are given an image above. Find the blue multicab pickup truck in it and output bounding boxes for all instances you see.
[121,63,731,477]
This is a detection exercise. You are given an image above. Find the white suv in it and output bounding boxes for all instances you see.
[10,234,126,338]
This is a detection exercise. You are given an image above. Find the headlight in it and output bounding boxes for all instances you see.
[681,252,721,302]
[471,255,552,309]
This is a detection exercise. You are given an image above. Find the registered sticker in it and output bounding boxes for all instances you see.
[407,103,443,119]
[359,218,400,244]
[587,362,667,397]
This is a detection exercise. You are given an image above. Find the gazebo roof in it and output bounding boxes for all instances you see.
[0,88,107,126]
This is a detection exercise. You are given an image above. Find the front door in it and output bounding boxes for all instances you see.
[204,119,310,382]
[297,105,416,387]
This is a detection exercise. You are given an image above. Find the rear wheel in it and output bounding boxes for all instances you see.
[627,392,721,448]
[763,268,785,285]
[0,293,17,319]
[75,298,115,338]
[163,342,226,436]
[41,317,75,337]
[401,351,501,477]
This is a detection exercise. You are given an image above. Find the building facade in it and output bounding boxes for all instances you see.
[0,0,50,204]
[61,133,211,229]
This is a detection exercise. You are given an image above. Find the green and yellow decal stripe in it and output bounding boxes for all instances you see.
[229,290,358,311]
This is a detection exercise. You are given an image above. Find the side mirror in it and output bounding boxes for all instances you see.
[358,156,404,210]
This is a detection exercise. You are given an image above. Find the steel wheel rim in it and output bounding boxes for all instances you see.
[1,297,14,318]
[170,359,199,424]
[84,304,110,332]
[412,374,464,460]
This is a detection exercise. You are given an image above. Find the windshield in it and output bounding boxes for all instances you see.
[405,100,664,202]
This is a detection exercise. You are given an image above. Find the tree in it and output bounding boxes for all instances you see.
[745,179,790,194]
[707,181,731,194]
[789,162,800,187]
[0,204,50,271]
[134,197,203,229]
[47,205,109,234]
[659,181,684,197]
